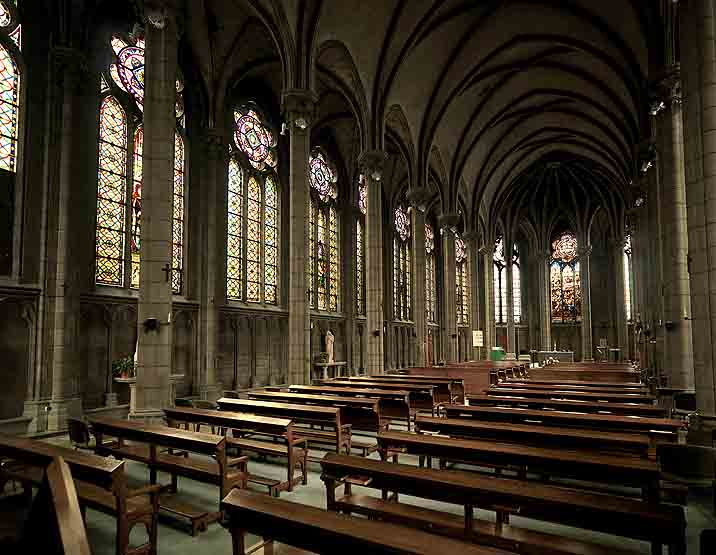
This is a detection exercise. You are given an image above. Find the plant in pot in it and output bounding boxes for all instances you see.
[315,352,329,364]
[112,355,136,379]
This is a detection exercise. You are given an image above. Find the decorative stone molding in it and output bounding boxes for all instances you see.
[358,150,389,181]
[650,65,682,115]
[281,89,318,131]
[406,187,431,212]
[202,128,227,161]
[437,212,460,232]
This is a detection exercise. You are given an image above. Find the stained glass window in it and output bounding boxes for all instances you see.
[226,103,280,304]
[0,2,20,51]
[455,236,470,326]
[358,181,367,215]
[356,179,366,315]
[0,41,20,172]
[550,232,581,322]
[0,3,10,27]
[96,34,187,292]
[425,223,436,323]
[512,245,521,324]
[624,234,632,322]
[393,206,412,320]
[308,149,341,312]
[95,96,127,286]
[493,238,507,324]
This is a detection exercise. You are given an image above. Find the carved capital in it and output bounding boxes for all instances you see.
[358,150,389,181]
[281,89,318,132]
[406,186,431,212]
[462,230,481,244]
[202,128,227,161]
[437,212,460,232]
[650,64,681,116]
[142,0,181,31]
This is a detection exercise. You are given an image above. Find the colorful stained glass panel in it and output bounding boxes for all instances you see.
[172,133,185,293]
[0,42,19,172]
[226,159,244,299]
[309,150,338,203]
[130,126,143,288]
[234,108,277,171]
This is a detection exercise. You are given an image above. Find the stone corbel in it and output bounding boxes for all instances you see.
[281,89,318,133]
[203,128,227,162]
[358,150,389,182]
[406,187,432,213]
[649,64,681,116]
[437,212,460,234]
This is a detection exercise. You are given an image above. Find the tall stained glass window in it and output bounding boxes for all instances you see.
[455,236,470,326]
[393,205,412,320]
[623,234,632,322]
[512,244,521,323]
[550,232,581,322]
[355,180,366,315]
[226,103,280,304]
[425,222,437,323]
[308,149,340,311]
[95,33,186,292]
[493,237,508,323]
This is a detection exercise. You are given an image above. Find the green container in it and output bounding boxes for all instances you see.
[490,347,505,361]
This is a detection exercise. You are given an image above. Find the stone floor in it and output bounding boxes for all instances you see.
[5,435,716,555]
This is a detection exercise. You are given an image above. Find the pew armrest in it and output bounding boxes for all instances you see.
[126,484,163,499]
[227,455,250,468]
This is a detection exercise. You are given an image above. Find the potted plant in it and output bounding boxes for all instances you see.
[112,355,136,379]
[314,352,329,364]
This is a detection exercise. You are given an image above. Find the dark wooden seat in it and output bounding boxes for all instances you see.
[164,406,307,496]
[320,453,686,555]
[499,381,647,393]
[88,416,248,531]
[484,387,656,404]
[443,404,685,438]
[217,397,352,455]
[220,488,510,555]
[469,394,668,418]
[376,430,662,500]
[377,374,466,402]
[318,380,436,411]
[347,376,453,404]
[0,433,159,554]
[415,416,656,459]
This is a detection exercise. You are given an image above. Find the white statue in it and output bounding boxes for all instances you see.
[325,330,335,364]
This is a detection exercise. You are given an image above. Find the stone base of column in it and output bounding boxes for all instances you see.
[198,382,224,402]
[582,357,595,362]
[128,408,165,424]
[104,393,119,407]
[505,353,517,361]
[23,397,83,434]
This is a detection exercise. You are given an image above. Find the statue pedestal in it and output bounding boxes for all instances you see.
[313,361,348,382]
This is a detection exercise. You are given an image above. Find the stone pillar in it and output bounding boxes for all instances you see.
[680,0,716,410]
[407,189,429,367]
[505,238,516,360]
[439,213,459,362]
[197,129,225,400]
[360,151,388,373]
[477,244,489,359]
[483,247,495,356]
[580,246,594,361]
[536,250,553,350]
[39,47,87,429]
[655,69,695,388]
[283,90,316,385]
[612,240,628,361]
[465,232,482,360]
[134,11,179,417]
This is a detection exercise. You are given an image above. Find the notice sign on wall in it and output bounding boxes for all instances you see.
[473,330,484,347]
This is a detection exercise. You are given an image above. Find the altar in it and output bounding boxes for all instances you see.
[313,361,348,381]
[536,350,574,363]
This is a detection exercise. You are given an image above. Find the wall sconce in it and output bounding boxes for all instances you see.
[664,320,675,331]
[451,333,458,338]
[280,122,287,136]
[372,329,380,337]
[146,7,167,29]
[143,313,171,333]
[370,170,382,181]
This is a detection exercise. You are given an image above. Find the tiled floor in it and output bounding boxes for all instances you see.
[5,437,716,555]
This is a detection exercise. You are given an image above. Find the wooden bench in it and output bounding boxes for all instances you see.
[220,488,508,555]
[89,416,248,532]
[320,453,686,555]
[216,397,352,456]
[469,394,668,418]
[286,385,410,427]
[485,387,656,404]
[164,406,307,497]
[415,416,656,459]
[376,430,662,500]
[0,433,160,553]
[320,380,436,412]
[378,373,466,402]
[348,376,453,404]
[500,381,647,393]
[443,404,685,438]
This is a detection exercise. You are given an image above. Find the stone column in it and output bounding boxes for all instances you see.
[39,47,87,429]
[283,90,316,385]
[680,0,716,410]
[477,244,489,359]
[407,188,430,367]
[612,239,628,361]
[134,10,179,417]
[504,238,516,360]
[465,232,482,360]
[536,250,553,350]
[483,247,495,356]
[197,129,225,400]
[360,151,388,374]
[439,213,459,362]
[655,69,695,388]
[579,246,594,361]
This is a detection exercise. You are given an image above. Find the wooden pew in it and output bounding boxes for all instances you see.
[347,376,453,404]
[415,416,656,459]
[500,380,647,392]
[88,416,247,531]
[0,433,160,553]
[443,404,685,438]
[318,380,436,412]
[220,489,508,555]
[164,406,307,496]
[378,374,466,402]
[320,453,686,555]
[216,397,352,455]
[469,394,668,418]
[485,387,656,404]
[285,385,410,427]
[376,430,662,500]
[527,366,641,384]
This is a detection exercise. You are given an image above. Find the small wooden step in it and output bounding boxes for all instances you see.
[159,494,210,536]
[248,474,282,497]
